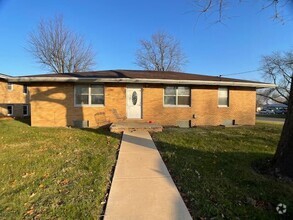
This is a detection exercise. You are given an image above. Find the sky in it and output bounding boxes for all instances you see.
[0,0,293,81]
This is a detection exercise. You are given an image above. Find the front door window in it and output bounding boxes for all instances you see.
[132,91,138,105]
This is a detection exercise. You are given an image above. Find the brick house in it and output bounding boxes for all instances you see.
[0,74,30,118]
[8,70,274,127]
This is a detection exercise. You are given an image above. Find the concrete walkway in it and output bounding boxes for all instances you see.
[104,130,192,220]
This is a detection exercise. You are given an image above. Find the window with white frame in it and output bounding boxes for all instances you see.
[23,85,28,94]
[75,84,104,106]
[218,87,229,107]
[91,85,104,105]
[7,83,13,91]
[23,105,29,116]
[75,85,89,105]
[7,105,13,116]
[164,86,190,106]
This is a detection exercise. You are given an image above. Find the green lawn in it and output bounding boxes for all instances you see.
[152,123,293,219]
[0,119,121,219]
[256,114,286,119]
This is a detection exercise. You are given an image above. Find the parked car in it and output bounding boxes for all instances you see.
[259,109,275,115]
[274,108,287,115]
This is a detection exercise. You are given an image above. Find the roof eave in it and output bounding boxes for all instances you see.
[0,74,12,80]
[8,77,276,88]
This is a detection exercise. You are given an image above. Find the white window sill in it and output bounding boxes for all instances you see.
[163,105,191,108]
[218,105,229,108]
[74,104,105,107]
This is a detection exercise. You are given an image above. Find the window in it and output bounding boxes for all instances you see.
[7,83,13,91]
[91,85,104,105]
[218,87,229,107]
[75,84,104,106]
[164,86,190,106]
[23,105,29,116]
[75,85,89,105]
[7,105,13,116]
[164,86,176,105]
[23,85,28,94]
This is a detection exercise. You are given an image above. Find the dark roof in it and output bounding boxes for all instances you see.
[23,69,263,84]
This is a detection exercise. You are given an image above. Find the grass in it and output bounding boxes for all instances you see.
[152,123,293,219]
[0,119,121,219]
[256,114,286,119]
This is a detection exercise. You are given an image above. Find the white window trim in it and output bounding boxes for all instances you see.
[7,105,13,116]
[163,86,191,107]
[74,84,105,107]
[23,105,29,116]
[7,83,13,91]
[218,87,229,108]
[75,85,90,106]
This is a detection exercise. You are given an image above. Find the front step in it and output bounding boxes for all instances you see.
[110,121,163,133]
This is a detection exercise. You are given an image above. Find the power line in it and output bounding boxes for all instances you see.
[219,68,263,77]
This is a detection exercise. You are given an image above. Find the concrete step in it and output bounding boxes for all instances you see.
[110,121,163,133]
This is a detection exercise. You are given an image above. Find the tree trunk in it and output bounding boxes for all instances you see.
[272,76,293,178]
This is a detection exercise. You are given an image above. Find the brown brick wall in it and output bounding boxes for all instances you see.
[195,86,256,125]
[29,83,126,127]
[143,85,255,126]
[0,80,30,117]
[29,83,256,127]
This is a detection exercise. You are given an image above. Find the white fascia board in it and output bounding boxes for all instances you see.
[8,77,276,88]
[0,74,12,80]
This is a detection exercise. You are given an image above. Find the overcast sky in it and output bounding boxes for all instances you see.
[0,0,293,81]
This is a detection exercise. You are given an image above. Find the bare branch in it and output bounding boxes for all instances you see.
[193,0,290,23]
[257,92,286,104]
[27,15,95,74]
[135,31,187,71]
[260,51,292,103]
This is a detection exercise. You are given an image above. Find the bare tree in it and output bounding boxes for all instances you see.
[193,0,290,23]
[135,31,187,71]
[265,47,293,179]
[193,1,293,178]
[28,16,95,73]
[256,93,268,108]
[273,72,293,178]
[258,52,292,104]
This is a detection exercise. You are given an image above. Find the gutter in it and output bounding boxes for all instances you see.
[0,73,13,81]
[8,77,276,88]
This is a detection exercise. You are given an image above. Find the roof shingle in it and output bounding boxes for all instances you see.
[23,69,262,84]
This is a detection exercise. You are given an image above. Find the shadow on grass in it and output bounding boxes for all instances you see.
[77,126,122,218]
[14,117,31,126]
[152,138,293,219]
[80,125,121,141]
[80,126,292,218]
[0,121,123,219]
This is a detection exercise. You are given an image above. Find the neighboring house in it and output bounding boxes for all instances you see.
[0,74,30,118]
[8,70,274,127]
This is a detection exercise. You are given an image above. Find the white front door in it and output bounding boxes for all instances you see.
[126,86,142,119]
